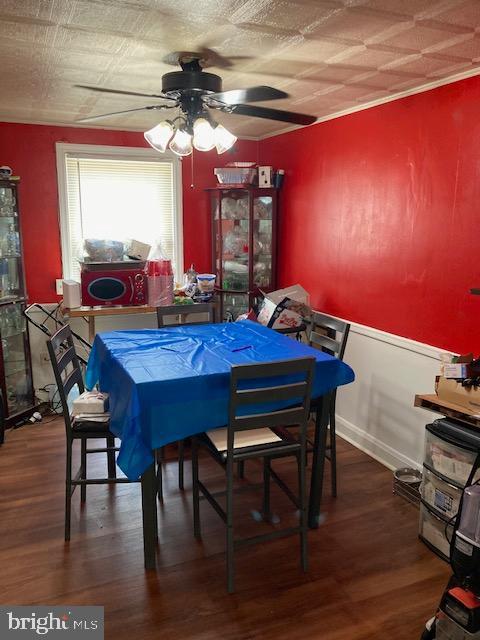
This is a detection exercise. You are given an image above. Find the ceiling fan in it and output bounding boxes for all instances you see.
[75,51,317,156]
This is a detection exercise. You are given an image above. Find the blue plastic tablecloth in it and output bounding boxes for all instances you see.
[86,320,355,480]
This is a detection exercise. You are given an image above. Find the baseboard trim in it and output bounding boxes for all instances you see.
[335,414,421,472]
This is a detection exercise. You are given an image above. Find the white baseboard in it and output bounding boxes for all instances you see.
[335,414,421,472]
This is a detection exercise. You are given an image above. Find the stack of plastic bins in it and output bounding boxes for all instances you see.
[419,419,480,561]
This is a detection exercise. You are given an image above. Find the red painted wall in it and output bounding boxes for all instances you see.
[260,75,480,353]
[0,121,258,302]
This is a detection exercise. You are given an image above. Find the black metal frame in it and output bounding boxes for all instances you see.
[46,324,142,541]
[25,302,92,366]
[155,302,217,497]
[192,356,315,592]
[308,312,350,498]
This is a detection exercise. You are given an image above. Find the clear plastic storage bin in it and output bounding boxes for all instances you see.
[436,613,480,639]
[421,466,462,520]
[419,502,454,560]
[424,429,477,485]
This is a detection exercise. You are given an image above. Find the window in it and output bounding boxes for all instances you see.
[56,143,183,281]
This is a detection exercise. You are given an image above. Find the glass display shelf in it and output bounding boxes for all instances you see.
[5,364,28,378]
[2,329,27,340]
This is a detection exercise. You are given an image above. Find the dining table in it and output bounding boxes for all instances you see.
[85,319,355,569]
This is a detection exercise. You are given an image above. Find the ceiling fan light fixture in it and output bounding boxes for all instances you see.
[144,121,174,153]
[193,118,215,152]
[169,127,193,156]
[214,124,237,154]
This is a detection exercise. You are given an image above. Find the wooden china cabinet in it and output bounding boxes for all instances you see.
[208,186,278,321]
[0,179,35,444]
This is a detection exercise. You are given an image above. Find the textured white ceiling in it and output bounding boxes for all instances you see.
[1,0,480,137]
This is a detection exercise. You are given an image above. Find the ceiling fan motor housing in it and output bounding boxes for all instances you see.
[162,70,222,95]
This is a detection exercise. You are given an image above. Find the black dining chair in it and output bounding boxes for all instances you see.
[156,302,216,498]
[47,324,140,541]
[191,356,315,593]
[307,312,350,497]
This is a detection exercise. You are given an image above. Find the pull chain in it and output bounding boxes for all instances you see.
[190,149,195,189]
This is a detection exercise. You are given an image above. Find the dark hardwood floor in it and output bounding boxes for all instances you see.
[0,418,450,639]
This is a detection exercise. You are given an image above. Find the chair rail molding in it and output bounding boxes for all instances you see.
[328,315,455,472]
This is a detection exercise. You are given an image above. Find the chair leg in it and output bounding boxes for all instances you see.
[178,439,185,491]
[155,450,163,502]
[298,451,308,572]
[237,460,245,479]
[262,458,271,521]
[80,439,87,503]
[330,400,337,498]
[107,435,116,478]
[65,439,73,541]
[192,438,201,539]
[226,454,235,594]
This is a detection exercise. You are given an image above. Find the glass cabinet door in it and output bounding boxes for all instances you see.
[0,303,32,416]
[253,195,273,290]
[219,190,250,292]
[0,184,24,301]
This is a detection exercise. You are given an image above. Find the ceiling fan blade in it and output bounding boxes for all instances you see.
[75,85,176,101]
[76,105,167,123]
[229,104,316,126]
[208,86,289,104]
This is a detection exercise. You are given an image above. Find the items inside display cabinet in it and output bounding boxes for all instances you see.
[0,182,24,302]
[0,303,32,416]
[0,179,35,427]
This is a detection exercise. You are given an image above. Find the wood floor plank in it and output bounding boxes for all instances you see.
[0,419,450,639]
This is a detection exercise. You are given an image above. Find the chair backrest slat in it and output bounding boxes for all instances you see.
[233,406,307,431]
[309,332,341,354]
[63,368,84,400]
[236,381,308,405]
[231,358,312,381]
[47,324,85,437]
[309,312,350,361]
[56,346,76,376]
[228,357,315,444]
[157,303,216,327]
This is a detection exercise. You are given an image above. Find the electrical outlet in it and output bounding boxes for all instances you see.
[55,279,63,295]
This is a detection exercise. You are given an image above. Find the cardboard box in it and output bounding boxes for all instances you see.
[72,390,109,415]
[127,239,151,261]
[436,376,480,414]
[257,285,311,330]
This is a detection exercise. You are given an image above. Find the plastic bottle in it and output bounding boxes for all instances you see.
[6,223,18,256]
[185,263,197,284]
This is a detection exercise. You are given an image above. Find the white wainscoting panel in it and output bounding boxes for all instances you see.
[335,322,454,471]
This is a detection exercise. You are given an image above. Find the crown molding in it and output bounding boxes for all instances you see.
[259,65,480,140]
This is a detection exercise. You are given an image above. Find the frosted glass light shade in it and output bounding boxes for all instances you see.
[193,118,215,151]
[144,122,174,152]
[169,129,193,156]
[214,124,237,154]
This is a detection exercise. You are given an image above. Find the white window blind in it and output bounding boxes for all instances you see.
[59,149,182,281]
